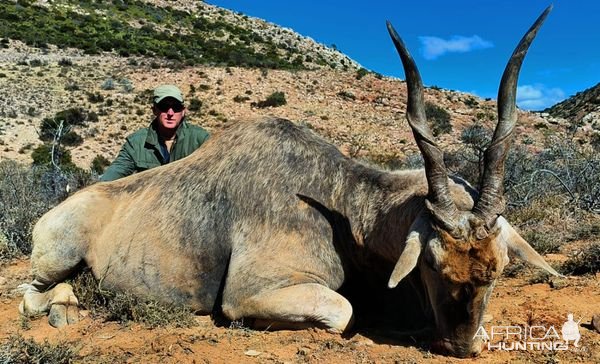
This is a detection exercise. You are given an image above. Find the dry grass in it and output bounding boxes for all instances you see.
[69,269,198,329]
[561,242,600,275]
[0,334,79,364]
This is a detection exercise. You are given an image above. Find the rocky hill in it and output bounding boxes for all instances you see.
[0,0,584,171]
[543,82,600,143]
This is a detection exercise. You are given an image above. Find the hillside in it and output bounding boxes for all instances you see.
[0,0,575,170]
[543,82,600,144]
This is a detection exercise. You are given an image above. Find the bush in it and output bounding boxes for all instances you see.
[253,91,287,108]
[0,334,78,364]
[356,68,369,80]
[91,154,111,175]
[504,140,600,212]
[60,131,84,147]
[0,160,95,259]
[0,162,52,258]
[425,101,452,136]
[120,78,134,93]
[31,144,74,168]
[522,230,562,255]
[337,90,356,101]
[444,124,493,186]
[58,57,73,66]
[87,92,104,103]
[87,111,99,123]
[233,95,250,103]
[39,108,89,142]
[561,243,600,275]
[463,96,479,107]
[187,97,202,112]
[101,78,115,90]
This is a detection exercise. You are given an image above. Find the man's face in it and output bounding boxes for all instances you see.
[153,97,186,130]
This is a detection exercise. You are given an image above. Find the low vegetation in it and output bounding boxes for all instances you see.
[69,269,197,328]
[561,243,600,275]
[425,101,452,136]
[0,160,94,259]
[0,334,79,364]
[0,0,310,70]
[253,91,287,108]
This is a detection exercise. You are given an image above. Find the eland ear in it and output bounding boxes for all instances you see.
[388,218,427,288]
[497,216,564,277]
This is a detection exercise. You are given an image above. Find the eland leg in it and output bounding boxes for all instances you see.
[222,283,354,333]
[19,235,83,327]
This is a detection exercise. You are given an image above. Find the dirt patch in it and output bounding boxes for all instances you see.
[1,258,598,363]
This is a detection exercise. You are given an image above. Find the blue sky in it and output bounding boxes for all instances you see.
[207,0,600,111]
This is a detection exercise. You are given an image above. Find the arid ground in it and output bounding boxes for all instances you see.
[1,256,598,363]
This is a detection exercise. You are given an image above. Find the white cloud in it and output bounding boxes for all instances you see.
[517,84,566,110]
[418,35,493,60]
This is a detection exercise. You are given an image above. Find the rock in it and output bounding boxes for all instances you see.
[549,277,568,289]
[592,314,600,333]
[244,350,261,357]
[297,347,311,356]
[0,276,7,286]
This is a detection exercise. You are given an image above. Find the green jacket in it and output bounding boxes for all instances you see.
[100,120,209,181]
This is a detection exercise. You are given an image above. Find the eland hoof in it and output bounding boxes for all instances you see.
[48,304,79,328]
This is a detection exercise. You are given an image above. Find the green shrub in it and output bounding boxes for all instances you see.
[356,68,369,80]
[337,90,356,101]
[87,111,99,123]
[31,144,74,169]
[463,96,479,107]
[91,154,111,175]
[188,97,202,112]
[60,131,83,146]
[120,78,134,93]
[87,92,104,103]
[57,57,73,66]
[28,59,44,67]
[64,83,79,91]
[425,101,452,136]
[253,91,287,108]
[233,95,250,103]
[39,108,89,142]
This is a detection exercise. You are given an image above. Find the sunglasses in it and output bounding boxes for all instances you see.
[156,101,184,113]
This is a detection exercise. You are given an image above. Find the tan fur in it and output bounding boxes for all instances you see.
[437,228,502,285]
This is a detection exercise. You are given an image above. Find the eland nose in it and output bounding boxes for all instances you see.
[431,338,483,358]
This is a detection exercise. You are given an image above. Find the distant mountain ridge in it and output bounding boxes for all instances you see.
[544,82,600,125]
[0,0,361,72]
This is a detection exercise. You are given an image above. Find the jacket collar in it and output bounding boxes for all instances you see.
[146,118,188,147]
